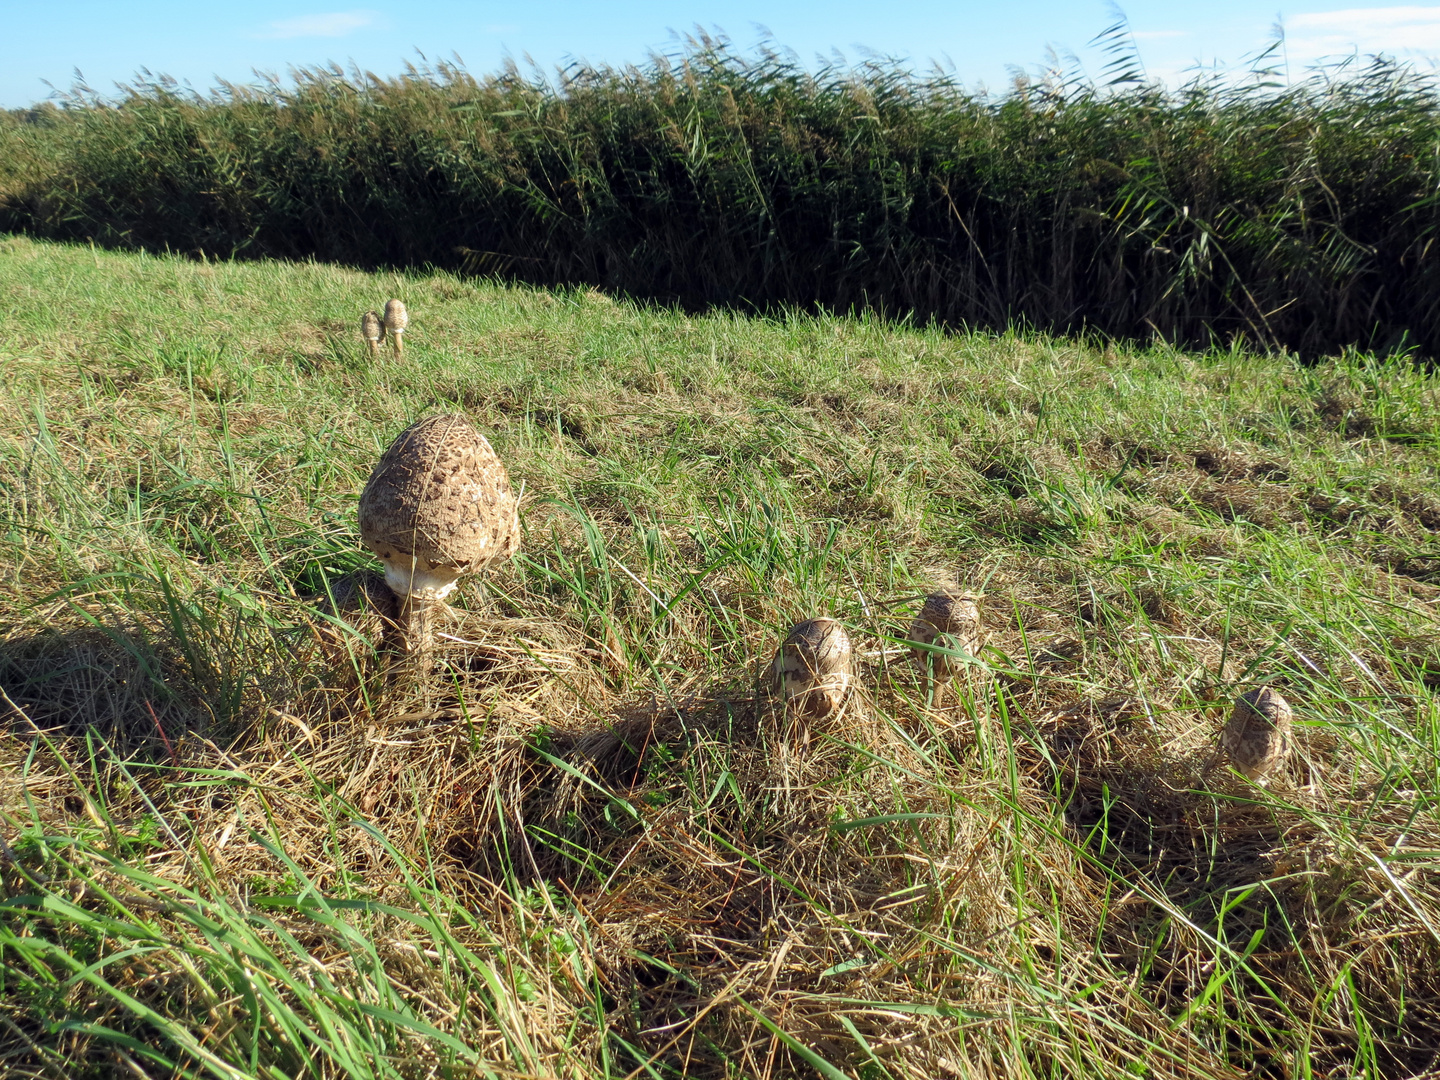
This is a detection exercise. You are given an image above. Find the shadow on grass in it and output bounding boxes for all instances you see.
[0,624,206,762]
[1024,695,1440,1078]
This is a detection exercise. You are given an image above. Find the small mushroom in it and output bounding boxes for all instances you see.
[1222,686,1293,781]
[772,617,853,721]
[358,413,520,683]
[383,299,409,357]
[910,591,981,701]
[361,310,383,356]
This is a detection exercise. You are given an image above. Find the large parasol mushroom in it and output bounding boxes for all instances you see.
[358,413,519,682]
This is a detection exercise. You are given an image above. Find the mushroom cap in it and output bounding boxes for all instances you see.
[910,591,981,680]
[361,310,383,342]
[358,414,520,598]
[772,617,853,719]
[1222,686,1294,781]
[383,299,409,334]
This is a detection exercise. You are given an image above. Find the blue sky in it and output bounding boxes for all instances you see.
[6,2,1430,108]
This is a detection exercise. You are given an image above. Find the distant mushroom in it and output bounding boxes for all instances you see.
[358,413,520,683]
[772,617,853,722]
[1222,686,1293,781]
[383,299,409,357]
[361,310,383,356]
[910,591,982,702]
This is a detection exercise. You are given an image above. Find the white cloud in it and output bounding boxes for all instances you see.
[254,10,381,40]
[1287,6,1440,56]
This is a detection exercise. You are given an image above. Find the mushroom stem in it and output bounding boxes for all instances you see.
[917,653,947,708]
[396,593,440,689]
[391,331,404,358]
[378,560,460,700]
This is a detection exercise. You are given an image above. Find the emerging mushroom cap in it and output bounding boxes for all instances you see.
[1222,686,1293,781]
[383,299,409,334]
[909,590,981,681]
[772,617,853,719]
[361,310,383,343]
[358,413,520,600]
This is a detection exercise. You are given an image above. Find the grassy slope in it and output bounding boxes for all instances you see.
[0,234,1438,1078]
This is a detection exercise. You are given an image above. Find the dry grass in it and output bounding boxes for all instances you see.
[0,236,1437,1078]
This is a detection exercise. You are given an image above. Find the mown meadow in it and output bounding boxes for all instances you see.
[2,36,1438,359]
[0,234,1438,1077]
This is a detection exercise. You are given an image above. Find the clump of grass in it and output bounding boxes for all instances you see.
[0,237,1438,1077]
[2,35,1440,358]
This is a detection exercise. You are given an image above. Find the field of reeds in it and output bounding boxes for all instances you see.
[1,234,1439,1078]
[2,36,1439,359]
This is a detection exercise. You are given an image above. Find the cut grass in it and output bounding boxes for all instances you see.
[0,234,1438,1077]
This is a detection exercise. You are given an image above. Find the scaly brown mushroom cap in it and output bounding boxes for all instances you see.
[909,591,981,683]
[772,617,853,720]
[359,413,519,603]
[383,299,409,357]
[1222,686,1293,781]
[382,299,409,333]
[361,311,383,355]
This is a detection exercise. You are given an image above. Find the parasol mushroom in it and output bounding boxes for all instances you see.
[1222,686,1293,781]
[358,413,520,683]
[910,590,982,702]
[361,310,383,356]
[772,617,854,722]
[383,299,408,357]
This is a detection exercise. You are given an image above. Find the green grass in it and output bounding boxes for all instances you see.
[2,35,1439,359]
[0,234,1439,1078]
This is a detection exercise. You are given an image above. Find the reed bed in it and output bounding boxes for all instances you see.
[1,35,1438,358]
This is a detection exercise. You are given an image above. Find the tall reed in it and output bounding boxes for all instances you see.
[3,36,1438,357]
